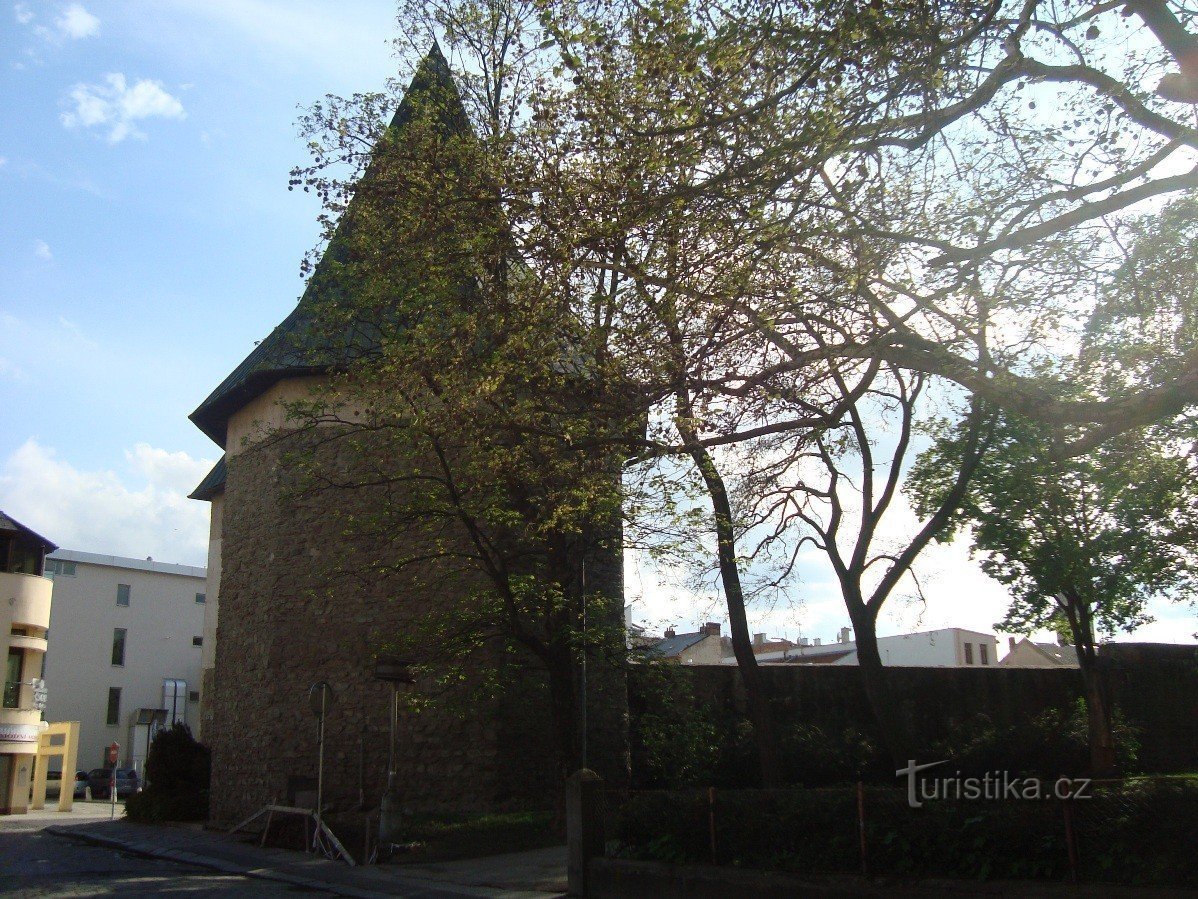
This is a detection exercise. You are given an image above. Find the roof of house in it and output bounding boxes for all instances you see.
[646,632,711,659]
[189,455,227,501]
[189,44,473,448]
[48,549,206,579]
[1029,642,1079,665]
[0,511,57,553]
[764,648,856,665]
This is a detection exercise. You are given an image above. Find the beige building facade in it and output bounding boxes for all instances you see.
[1,512,55,814]
[43,550,207,772]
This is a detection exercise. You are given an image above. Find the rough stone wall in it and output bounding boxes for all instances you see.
[207,424,629,825]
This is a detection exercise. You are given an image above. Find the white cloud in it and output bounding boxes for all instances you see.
[0,357,27,382]
[56,3,98,39]
[13,3,32,24]
[34,239,52,260]
[61,74,185,143]
[0,439,212,566]
[0,156,7,166]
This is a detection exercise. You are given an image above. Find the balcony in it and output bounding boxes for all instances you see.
[0,571,52,630]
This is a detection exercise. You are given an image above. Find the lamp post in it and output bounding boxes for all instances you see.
[308,682,335,840]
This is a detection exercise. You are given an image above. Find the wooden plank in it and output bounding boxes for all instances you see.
[318,820,356,867]
[229,807,268,835]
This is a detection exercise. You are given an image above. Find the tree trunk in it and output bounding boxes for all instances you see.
[1078,654,1117,777]
[1060,593,1117,777]
[686,442,783,787]
[850,610,911,768]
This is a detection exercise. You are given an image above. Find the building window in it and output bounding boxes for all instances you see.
[45,559,77,578]
[189,691,200,702]
[4,648,21,709]
[195,592,206,604]
[116,583,131,606]
[111,628,127,666]
[192,636,203,647]
[979,644,990,666]
[106,687,121,726]
[963,642,974,665]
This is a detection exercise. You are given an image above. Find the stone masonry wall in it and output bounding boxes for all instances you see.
[207,423,629,825]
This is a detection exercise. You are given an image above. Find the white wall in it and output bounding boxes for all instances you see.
[42,551,206,771]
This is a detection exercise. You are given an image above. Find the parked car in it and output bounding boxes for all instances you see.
[86,768,139,800]
[30,770,62,801]
[73,771,89,799]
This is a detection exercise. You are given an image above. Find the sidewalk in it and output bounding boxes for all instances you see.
[44,814,567,898]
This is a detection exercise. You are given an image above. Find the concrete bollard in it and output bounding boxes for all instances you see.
[567,768,604,897]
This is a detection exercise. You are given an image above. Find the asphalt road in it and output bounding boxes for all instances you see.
[0,815,338,897]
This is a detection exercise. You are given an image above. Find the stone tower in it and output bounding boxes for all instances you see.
[188,47,627,826]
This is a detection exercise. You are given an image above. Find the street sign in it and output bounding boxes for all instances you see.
[107,742,119,765]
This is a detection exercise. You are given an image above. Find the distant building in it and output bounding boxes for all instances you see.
[1,512,55,814]
[739,627,1001,668]
[1001,637,1080,668]
[646,623,726,664]
[42,550,206,772]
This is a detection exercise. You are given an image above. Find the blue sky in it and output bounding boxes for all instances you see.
[0,1,1193,648]
[1,0,397,561]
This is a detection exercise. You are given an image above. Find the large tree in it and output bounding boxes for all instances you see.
[910,411,1195,774]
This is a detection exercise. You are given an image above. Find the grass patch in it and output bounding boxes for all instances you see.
[387,810,559,863]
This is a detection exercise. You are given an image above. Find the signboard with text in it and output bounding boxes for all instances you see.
[0,723,39,743]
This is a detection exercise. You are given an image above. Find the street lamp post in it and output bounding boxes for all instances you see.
[308,682,334,843]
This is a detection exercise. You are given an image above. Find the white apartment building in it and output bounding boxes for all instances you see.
[737,627,1002,668]
[42,550,207,772]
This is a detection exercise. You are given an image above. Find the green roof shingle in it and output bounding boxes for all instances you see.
[189,44,472,448]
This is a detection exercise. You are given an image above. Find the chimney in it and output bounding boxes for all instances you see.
[799,637,810,647]
[664,627,676,639]
[838,627,852,644]
[702,622,721,637]
[1009,636,1016,651]
[753,633,765,646]
[814,637,822,646]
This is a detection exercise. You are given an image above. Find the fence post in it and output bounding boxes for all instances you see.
[567,769,604,897]
[1061,791,1079,885]
[857,781,868,877]
[707,786,717,864]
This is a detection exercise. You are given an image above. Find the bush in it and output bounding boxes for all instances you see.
[124,723,211,823]
[930,700,1140,779]
[611,777,1198,886]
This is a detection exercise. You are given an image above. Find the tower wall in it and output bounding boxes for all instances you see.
[205,389,628,825]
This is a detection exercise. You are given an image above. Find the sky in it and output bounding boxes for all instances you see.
[1,1,1194,651]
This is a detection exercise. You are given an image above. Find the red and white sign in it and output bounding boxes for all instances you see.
[107,742,120,764]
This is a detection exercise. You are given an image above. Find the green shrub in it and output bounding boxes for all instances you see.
[930,700,1140,779]
[629,663,722,788]
[782,723,885,786]
[611,778,1198,886]
[124,723,211,823]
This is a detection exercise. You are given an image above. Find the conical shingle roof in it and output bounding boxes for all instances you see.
[190,45,472,448]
